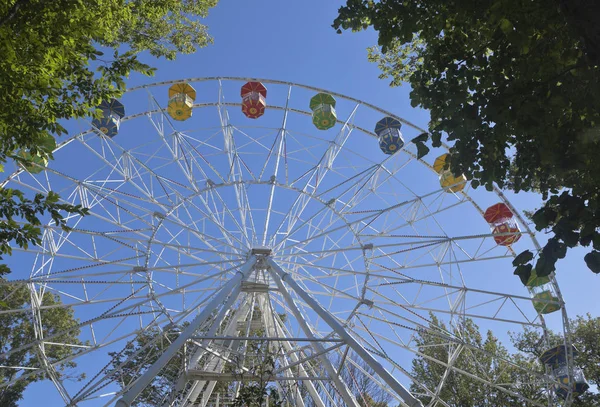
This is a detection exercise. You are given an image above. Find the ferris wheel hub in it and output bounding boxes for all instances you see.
[250,246,272,256]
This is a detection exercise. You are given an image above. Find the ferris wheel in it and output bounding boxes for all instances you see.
[0,77,586,407]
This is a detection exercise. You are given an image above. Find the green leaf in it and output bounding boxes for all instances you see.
[499,18,513,34]
[531,207,557,231]
[415,141,430,159]
[561,230,580,247]
[0,264,10,276]
[514,264,533,285]
[535,252,556,277]
[39,134,57,154]
[593,233,600,251]
[580,225,595,246]
[512,250,533,266]
[584,251,600,274]
[545,238,567,259]
[411,132,429,143]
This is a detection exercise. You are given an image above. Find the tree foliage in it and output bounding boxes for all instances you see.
[407,314,599,407]
[333,0,600,279]
[108,326,189,407]
[0,190,88,276]
[512,314,600,407]
[231,340,283,407]
[340,353,394,407]
[0,283,83,406]
[111,313,600,407]
[0,0,217,402]
[109,308,283,406]
[0,0,217,273]
[409,315,544,406]
[358,395,389,407]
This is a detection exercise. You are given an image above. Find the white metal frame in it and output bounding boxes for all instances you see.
[0,77,575,407]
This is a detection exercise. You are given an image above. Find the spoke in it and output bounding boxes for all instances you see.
[0,265,235,362]
[271,104,360,249]
[261,86,292,246]
[218,80,255,247]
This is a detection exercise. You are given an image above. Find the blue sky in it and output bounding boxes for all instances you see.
[17,0,598,405]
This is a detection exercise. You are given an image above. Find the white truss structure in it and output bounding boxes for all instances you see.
[0,78,575,407]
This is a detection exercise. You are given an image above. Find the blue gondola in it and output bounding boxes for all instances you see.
[375,117,404,155]
[540,345,589,399]
[92,99,125,137]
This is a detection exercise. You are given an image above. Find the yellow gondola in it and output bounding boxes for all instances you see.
[168,83,196,121]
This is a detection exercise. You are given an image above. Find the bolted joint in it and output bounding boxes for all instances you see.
[360,298,374,308]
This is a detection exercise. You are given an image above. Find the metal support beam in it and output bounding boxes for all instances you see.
[190,336,344,342]
[115,256,257,407]
[268,263,361,407]
[261,295,327,407]
[267,258,424,407]
[186,371,332,381]
[170,293,237,399]
[188,299,253,406]
[257,296,306,407]
[233,293,258,399]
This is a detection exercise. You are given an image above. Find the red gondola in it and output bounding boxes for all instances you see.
[483,203,521,246]
[241,82,267,119]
